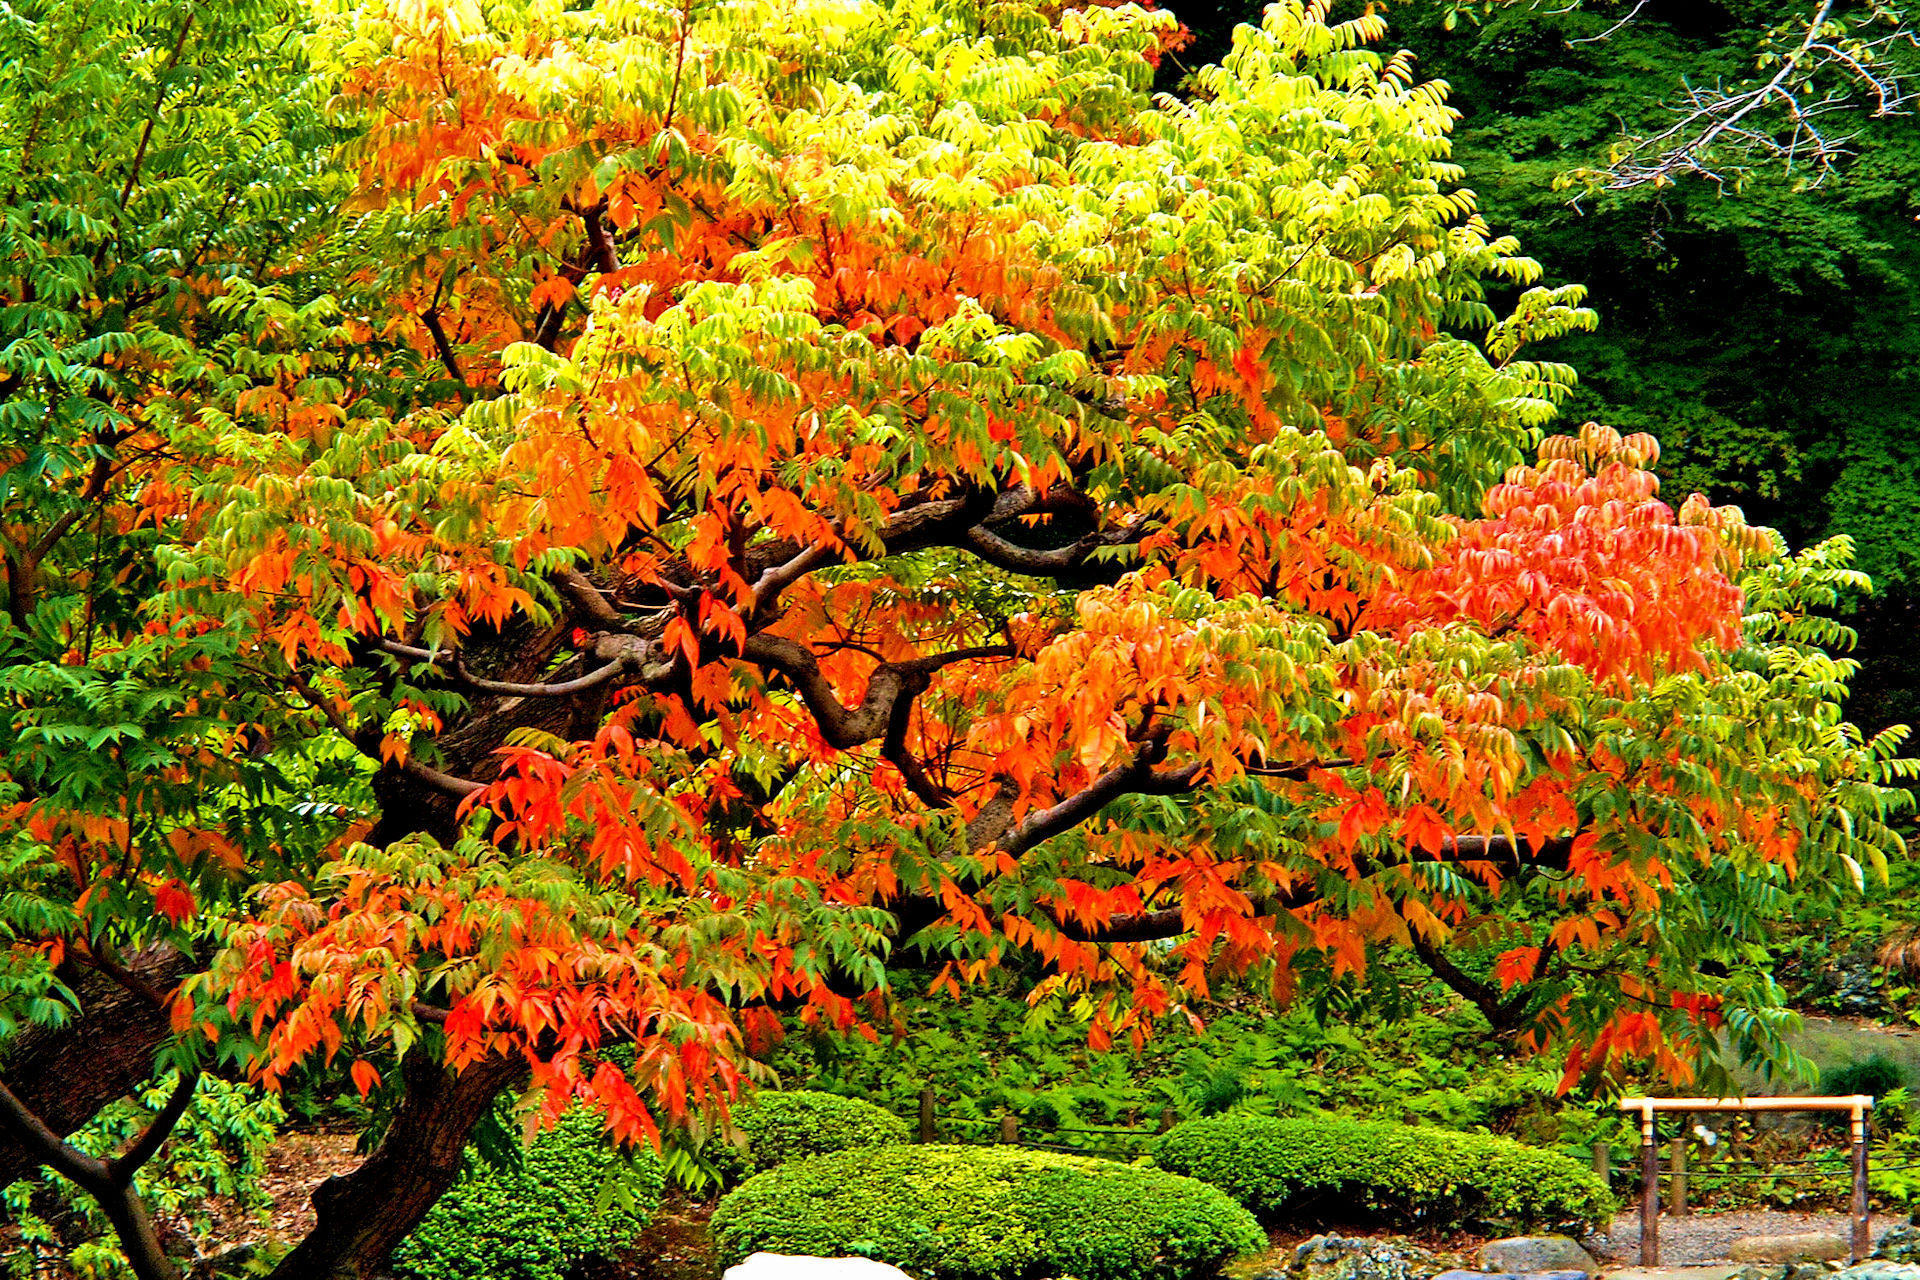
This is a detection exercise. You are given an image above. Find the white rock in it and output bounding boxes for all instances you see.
[724,1253,915,1280]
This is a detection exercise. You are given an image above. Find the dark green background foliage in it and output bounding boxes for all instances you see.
[769,972,1626,1151]
[1151,1115,1615,1232]
[1394,0,1920,732]
[1162,0,1920,732]
[725,1089,911,1179]
[710,1144,1265,1280]
[391,1110,662,1280]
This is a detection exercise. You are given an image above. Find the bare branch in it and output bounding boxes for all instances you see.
[1000,755,1202,860]
[282,668,486,800]
[1568,0,1649,46]
[1583,0,1919,190]
[1039,832,1580,944]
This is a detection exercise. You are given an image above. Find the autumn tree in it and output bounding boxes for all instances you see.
[1,0,1911,1276]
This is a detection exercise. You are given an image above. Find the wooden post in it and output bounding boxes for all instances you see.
[1640,1104,1660,1266]
[1158,1106,1178,1134]
[1852,1103,1871,1262]
[999,1114,1020,1145]
[1592,1141,1611,1188]
[919,1086,935,1144]
[1668,1114,1689,1216]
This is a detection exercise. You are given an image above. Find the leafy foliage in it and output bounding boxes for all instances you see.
[1,1074,284,1279]
[1150,1114,1614,1232]
[391,1109,661,1280]
[1358,0,1920,727]
[769,975,1598,1151]
[710,1144,1265,1280]
[2,0,1915,1269]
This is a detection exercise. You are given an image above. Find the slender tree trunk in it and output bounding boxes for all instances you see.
[265,1050,526,1280]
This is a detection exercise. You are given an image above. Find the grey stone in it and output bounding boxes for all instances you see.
[1291,1234,1448,1280]
[723,1255,915,1280]
[1876,1227,1920,1264]
[1479,1238,1598,1277]
[1729,1237,1852,1265]
[1728,1266,1790,1280]
[1837,1266,1920,1280]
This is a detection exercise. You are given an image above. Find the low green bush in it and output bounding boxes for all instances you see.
[1819,1054,1908,1099]
[1150,1115,1612,1232]
[711,1144,1264,1280]
[393,1109,661,1280]
[729,1089,910,1174]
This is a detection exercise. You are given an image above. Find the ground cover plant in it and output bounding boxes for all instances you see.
[1151,1114,1612,1232]
[767,972,1597,1155]
[1,0,1914,1275]
[710,1144,1264,1280]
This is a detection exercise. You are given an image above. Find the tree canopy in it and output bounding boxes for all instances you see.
[0,0,1912,1276]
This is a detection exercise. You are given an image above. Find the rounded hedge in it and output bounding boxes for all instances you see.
[711,1144,1265,1280]
[393,1109,660,1280]
[1151,1116,1612,1233]
[729,1089,911,1174]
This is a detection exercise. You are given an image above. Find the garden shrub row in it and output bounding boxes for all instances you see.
[711,1144,1265,1280]
[1150,1115,1613,1232]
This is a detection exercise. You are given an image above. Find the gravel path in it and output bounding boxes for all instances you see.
[1591,1211,1909,1266]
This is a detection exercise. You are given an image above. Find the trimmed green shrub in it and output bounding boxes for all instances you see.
[711,1144,1264,1280]
[1820,1054,1908,1099]
[1151,1115,1612,1232]
[393,1109,661,1280]
[731,1089,911,1173]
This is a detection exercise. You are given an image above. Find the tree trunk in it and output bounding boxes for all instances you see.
[0,942,196,1187]
[265,1050,526,1280]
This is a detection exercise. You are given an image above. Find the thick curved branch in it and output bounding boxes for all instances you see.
[1000,758,1202,860]
[1050,906,1188,943]
[0,1078,106,1187]
[960,520,1141,583]
[554,566,627,629]
[283,668,486,801]
[880,669,953,808]
[377,639,631,698]
[418,308,467,387]
[0,1077,182,1280]
[742,636,1012,750]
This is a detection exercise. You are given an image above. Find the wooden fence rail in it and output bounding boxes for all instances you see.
[1619,1096,1876,1267]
